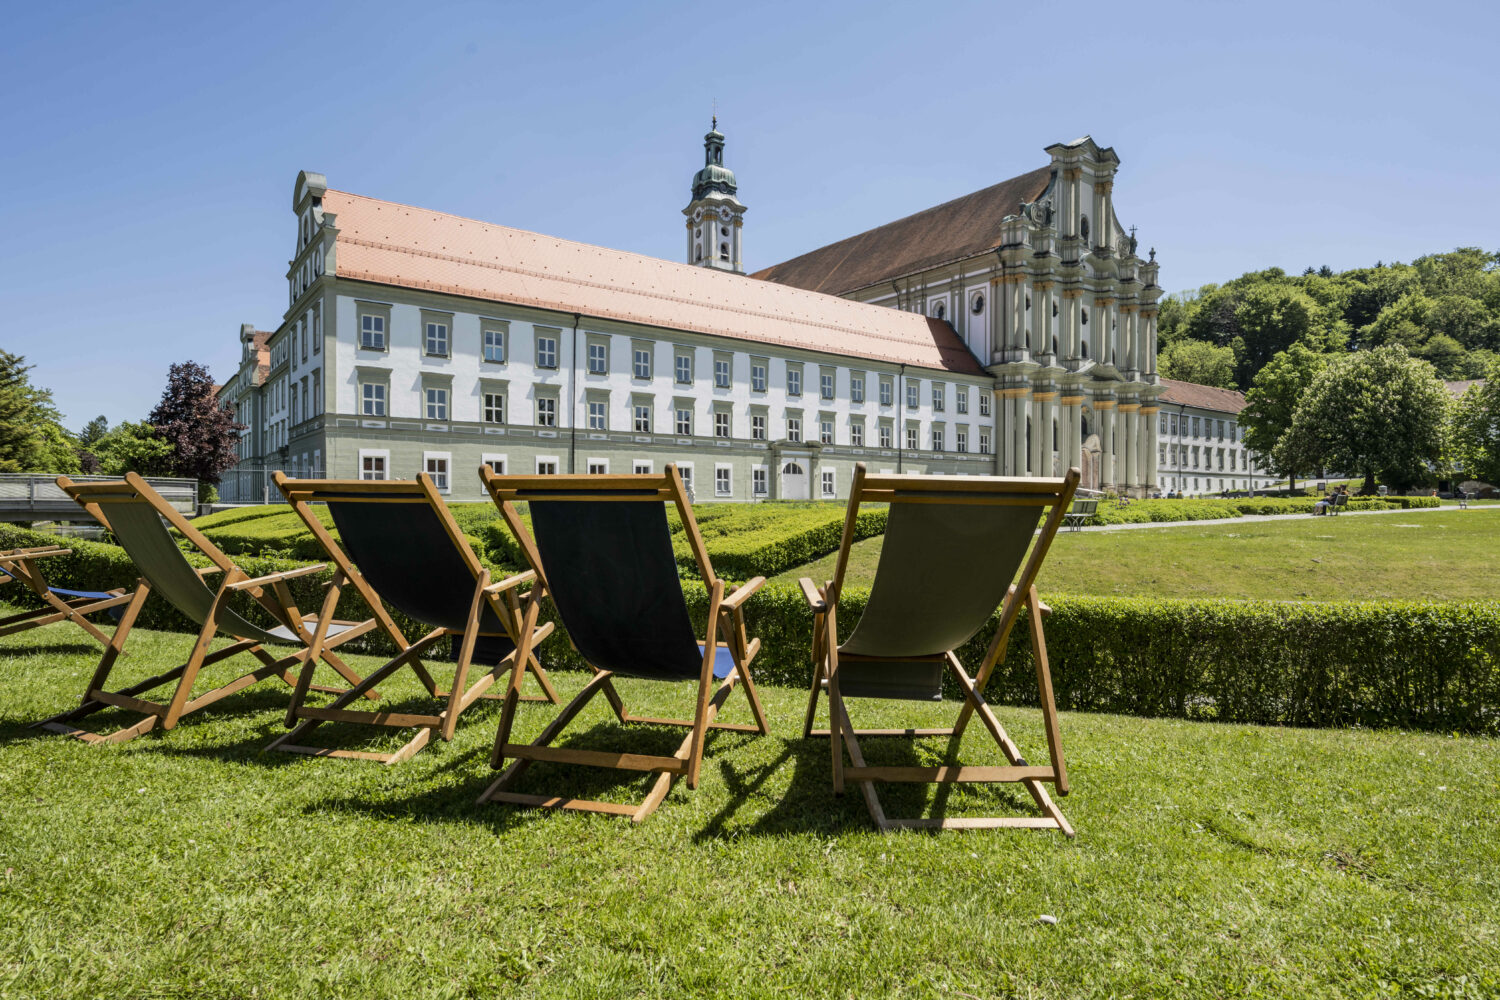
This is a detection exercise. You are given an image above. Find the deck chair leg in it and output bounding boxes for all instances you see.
[525,651,560,704]
[1026,587,1069,795]
[479,670,614,802]
[825,607,845,795]
[833,697,889,830]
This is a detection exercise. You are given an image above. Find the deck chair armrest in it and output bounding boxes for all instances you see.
[2,546,72,560]
[720,576,766,612]
[225,563,328,591]
[1037,598,1052,616]
[797,577,827,612]
[483,569,538,595]
[196,566,226,578]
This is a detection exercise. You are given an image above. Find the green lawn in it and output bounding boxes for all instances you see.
[1,622,1497,998]
[775,509,1500,602]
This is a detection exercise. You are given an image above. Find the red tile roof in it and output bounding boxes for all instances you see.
[1157,379,1247,414]
[323,190,986,376]
[751,166,1054,295]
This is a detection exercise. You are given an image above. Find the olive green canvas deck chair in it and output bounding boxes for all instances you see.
[266,472,559,765]
[0,545,134,649]
[477,465,770,823]
[36,472,378,744]
[800,464,1080,836]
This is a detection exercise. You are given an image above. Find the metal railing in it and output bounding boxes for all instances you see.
[0,473,198,522]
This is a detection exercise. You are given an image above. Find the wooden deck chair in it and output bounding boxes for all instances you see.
[477,464,770,823]
[37,473,379,744]
[799,463,1081,836]
[0,545,135,649]
[266,473,559,765]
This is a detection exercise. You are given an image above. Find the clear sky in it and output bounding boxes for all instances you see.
[3,0,1497,427]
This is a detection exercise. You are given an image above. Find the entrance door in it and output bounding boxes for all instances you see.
[781,461,808,500]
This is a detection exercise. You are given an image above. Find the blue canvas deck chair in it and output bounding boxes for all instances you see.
[477,465,770,823]
[0,544,134,649]
[800,464,1080,836]
[266,472,559,765]
[37,472,378,744]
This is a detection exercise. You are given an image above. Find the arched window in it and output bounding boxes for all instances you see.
[972,294,985,314]
[720,243,729,260]
[782,462,804,475]
[935,302,946,320]
[1080,214,1090,243]
[695,245,703,262]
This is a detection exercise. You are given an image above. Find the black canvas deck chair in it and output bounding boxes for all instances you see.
[37,473,378,744]
[800,464,1080,836]
[0,545,134,648]
[267,472,559,765]
[477,465,770,823]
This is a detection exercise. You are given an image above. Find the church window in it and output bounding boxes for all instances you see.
[1081,308,1089,326]
[720,243,729,260]
[1081,340,1088,358]
[695,246,703,262]
[1052,420,1058,450]
[972,294,985,314]
[935,302,946,320]
[1080,215,1090,243]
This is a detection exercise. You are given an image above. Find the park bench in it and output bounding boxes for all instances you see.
[1457,491,1469,509]
[1063,497,1098,531]
[1327,494,1349,516]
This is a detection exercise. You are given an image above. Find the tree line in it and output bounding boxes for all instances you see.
[1153,248,1500,493]
[0,352,242,500]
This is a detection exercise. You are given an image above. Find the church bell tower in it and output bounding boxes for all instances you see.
[683,118,746,274]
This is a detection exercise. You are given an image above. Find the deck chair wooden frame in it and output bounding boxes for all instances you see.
[800,463,1081,836]
[476,464,769,823]
[267,472,559,765]
[36,473,379,744]
[0,545,136,649]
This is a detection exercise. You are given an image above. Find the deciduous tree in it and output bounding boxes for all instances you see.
[1157,339,1236,388]
[1280,346,1450,493]
[147,361,243,486]
[1241,344,1329,491]
[1451,360,1500,485]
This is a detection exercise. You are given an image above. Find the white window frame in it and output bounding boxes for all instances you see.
[751,362,767,393]
[787,416,802,443]
[633,460,653,475]
[675,406,693,436]
[361,382,386,417]
[423,452,452,493]
[424,320,449,358]
[483,391,505,424]
[714,358,731,388]
[358,449,389,481]
[587,341,608,375]
[483,325,507,363]
[979,392,991,417]
[633,348,652,379]
[536,455,560,474]
[536,335,559,369]
[587,400,607,431]
[587,458,609,475]
[424,386,448,421]
[360,313,386,351]
[536,396,557,427]
[714,411,730,438]
[752,466,768,495]
[751,413,767,440]
[715,464,733,497]
[821,469,836,498]
[481,453,508,475]
[675,353,693,384]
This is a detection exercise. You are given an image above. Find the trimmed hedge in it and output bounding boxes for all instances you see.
[6,522,1495,734]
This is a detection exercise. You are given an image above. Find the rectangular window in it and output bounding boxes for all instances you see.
[679,465,693,495]
[820,371,835,400]
[933,429,944,452]
[787,367,802,397]
[676,406,692,436]
[753,468,767,495]
[588,400,606,430]
[979,431,991,455]
[714,357,731,388]
[751,413,766,440]
[1170,413,1178,435]
[715,411,730,438]
[850,421,864,446]
[536,336,558,369]
[821,470,835,498]
[483,326,506,363]
[360,455,387,480]
[931,384,945,411]
[633,347,652,379]
[851,373,865,403]
[425,321,449,357]
[311,371,320,415]
[536,397,557,427]
[633,461,652,474]
[979,392,991,417]
[588,460,608,475]
[956,429,967,453]
[425,387,448,420]
[483,392,505,424]
[1160,413,1168,434]
[425,456,449,491]
[633,404,651,433]
[906,381,919,410]
[820,419,833,445]
[787,416,802,443]
[587,342,607,374]
[906,427,919,451]
[879,424,893,448]
[715,467,732,497]
[361,383,386,416]
[312,304,321,353]
[483,457,506,475]
[675,352,693,384]
[879,378,893,407]
[751,361,767,392]
[1192,417,1201,437]
[537,459,558,474]
[957,387,968,414]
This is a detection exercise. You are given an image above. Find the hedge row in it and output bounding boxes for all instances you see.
[5,522,1495,734]
[1078,494,1439,527]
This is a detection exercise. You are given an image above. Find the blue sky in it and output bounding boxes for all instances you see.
[3,0,1497,426]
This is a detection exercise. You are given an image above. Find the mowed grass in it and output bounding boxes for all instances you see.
[774,508,1500,602]
[1,623,1498,998]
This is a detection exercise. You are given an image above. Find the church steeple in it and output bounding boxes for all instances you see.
[683,118,746,273]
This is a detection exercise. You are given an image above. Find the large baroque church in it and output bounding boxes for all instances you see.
[747,133,1163,493]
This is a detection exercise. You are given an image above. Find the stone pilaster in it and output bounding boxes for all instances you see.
[1032,390,1056,475]
[1141,405,1160,490]
[1119,401,1140,491]
[1095,398,1116,490]
[1060,394,1084,474]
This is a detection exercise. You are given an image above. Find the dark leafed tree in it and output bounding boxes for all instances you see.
[147,361,244,485]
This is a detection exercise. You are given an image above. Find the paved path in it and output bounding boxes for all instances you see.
[1072,502,1500,533]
